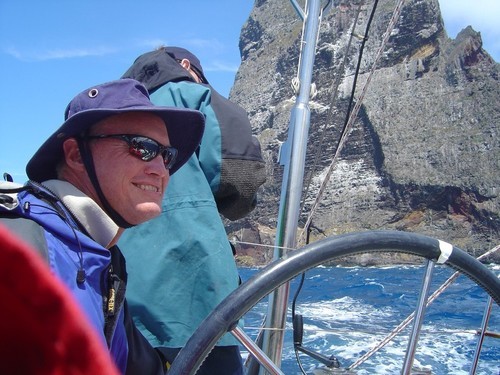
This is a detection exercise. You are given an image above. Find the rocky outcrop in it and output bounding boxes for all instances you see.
[227,0,499,266]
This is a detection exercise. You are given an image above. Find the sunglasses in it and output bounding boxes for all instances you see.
[86,134,178,170]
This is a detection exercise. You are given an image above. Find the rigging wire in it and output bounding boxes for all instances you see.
[322,0,332,13]
[299,1,364,219]
[299,0,379,245]
[298,0,407,245]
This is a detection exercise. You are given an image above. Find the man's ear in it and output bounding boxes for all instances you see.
[180,58,191,70]
[62,138,85,171]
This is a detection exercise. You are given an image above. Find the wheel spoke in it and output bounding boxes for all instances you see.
[402,259,435,374]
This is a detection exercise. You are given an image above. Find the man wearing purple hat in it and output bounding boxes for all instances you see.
[0,78,204,374]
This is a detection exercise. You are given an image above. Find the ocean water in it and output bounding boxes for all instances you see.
[238,265,499,374]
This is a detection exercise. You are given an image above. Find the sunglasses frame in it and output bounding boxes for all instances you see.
[86,134,178,170]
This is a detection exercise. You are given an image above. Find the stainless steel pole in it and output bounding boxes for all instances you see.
[258,0,323,371]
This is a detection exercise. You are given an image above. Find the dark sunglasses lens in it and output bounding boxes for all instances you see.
[130,136,177,170]
[130,137,159,161]
[162,148,178,169]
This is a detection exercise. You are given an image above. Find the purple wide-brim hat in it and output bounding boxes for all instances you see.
[26,78,205,182]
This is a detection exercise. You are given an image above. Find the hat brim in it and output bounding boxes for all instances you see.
[26,106,205,182]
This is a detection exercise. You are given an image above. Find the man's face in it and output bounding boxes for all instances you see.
[87,112,170,225]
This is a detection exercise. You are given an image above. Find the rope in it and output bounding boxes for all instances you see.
[298,0,407,245]
[347,244,500,370]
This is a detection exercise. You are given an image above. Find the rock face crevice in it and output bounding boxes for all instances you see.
[227,0,499,265]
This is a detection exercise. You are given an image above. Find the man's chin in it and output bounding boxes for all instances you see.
[128,204,162,225]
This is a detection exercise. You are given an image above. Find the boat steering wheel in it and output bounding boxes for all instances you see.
[168,230,500,374]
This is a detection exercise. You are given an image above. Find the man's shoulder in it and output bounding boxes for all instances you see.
[0,215,49,260]
[0,182,50,259]
[0,181,72,257]
[158,80,211,95]
[151,81,212,110]
[0,182,61,224]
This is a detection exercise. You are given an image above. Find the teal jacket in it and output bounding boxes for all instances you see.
[119,77,265,348]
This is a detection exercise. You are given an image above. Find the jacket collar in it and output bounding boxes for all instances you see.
[42,180,119,248]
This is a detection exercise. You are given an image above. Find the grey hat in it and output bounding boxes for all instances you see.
[26,78,205,181]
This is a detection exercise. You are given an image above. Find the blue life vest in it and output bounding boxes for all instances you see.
[0,181,128,372]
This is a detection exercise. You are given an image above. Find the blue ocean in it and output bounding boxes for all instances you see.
[238,265,499,374]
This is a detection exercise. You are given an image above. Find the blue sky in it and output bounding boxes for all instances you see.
[0,0,498,183]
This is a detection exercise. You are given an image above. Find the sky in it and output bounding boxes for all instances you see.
[0,0,498,183]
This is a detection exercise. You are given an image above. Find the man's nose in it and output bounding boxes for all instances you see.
[145,154,169,177]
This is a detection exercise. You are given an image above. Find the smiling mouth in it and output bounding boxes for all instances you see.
[134,183,160,193]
